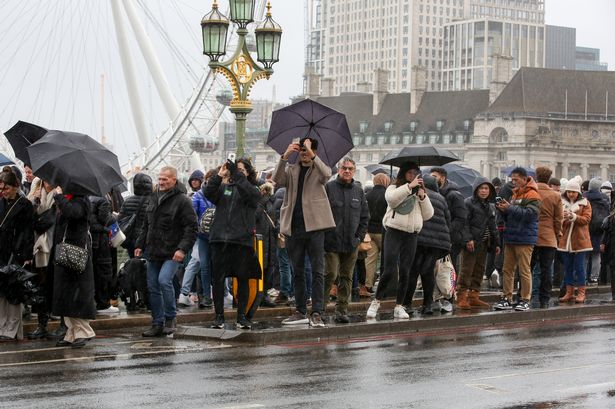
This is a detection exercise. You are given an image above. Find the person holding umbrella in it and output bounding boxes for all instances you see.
[366,161,434,319]
[0,167,34,341]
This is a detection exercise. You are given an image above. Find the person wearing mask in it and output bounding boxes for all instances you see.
[0,167,34,342]
[204,158,261,329]
[364,173,390,296]
[323,157,369,323]
[51,186,96,348]
[494,167,541,312]
[402,174,450,315]
[457,178,500,310]
[366,161,434,319]
[135,167,197,337]
[558,181,593,304]
[273,138,335,327]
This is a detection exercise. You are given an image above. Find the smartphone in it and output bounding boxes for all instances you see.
[292,137,300,145]
[495,196,503,203]
[227,152,236,162]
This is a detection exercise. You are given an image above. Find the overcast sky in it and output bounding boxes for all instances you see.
[0,0,613,163]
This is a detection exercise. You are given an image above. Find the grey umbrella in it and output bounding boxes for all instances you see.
[380,145,459,168]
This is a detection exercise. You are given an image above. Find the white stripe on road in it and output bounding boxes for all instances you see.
[470,361,615,381]
[465,383,507,394]
[219,405,265,409]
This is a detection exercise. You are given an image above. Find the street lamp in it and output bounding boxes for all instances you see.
[201,0,282,157]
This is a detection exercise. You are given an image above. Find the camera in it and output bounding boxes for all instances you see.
[227,152,236,162]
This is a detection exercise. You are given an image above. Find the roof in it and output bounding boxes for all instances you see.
[485,67,615,116]
[315,89,489,135]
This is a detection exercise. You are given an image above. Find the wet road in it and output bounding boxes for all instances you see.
[2,318,615,408]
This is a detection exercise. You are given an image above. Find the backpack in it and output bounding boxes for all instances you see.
[199,207,216,234]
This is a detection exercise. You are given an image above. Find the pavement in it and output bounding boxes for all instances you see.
[23,285,615,346]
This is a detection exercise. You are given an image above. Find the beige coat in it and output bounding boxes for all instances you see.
[273,156,335,236]
[557,197,593,253]
[382,184,434,233]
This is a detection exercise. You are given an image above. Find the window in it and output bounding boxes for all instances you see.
[436,120,445,131]
[384,121,394,133]
[410,121,418,132]
[463,119,471,131]
[359,121,369,133]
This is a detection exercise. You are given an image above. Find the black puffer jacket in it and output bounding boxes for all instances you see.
[586,190,610,251]
[204,171,261,247]
[89,196,113,250]
[439,179,467,247]
[118,173,152,247]
[324,177,369,253]
[136,183,197,261]
[417,175,451,259]
[366,184,387,234]
[0,194,34,266]
[462,177,499,252]
[273,187,285,224]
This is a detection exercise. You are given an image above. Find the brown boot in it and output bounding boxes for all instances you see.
[575,286,586,303]
[456,289,471,310]
[329,284,338,300]
[559,285,575,303]
[359,285,371,298]
[468,290,490,309]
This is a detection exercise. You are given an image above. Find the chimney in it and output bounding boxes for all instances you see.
[357,81,370,93]
[410,66,427,114]
[373,68,389,116]
[304,66,321,99]
[489,54,513,104]
[321,78,336,97]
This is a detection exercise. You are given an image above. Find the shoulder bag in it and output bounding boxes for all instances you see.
[55,225,89,273]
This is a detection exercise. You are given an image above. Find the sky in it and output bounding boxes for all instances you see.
[0,0,613,164]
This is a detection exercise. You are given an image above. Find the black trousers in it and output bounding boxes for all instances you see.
[530,246,556,304]
[376,228,418,305]
[404,246,437,307]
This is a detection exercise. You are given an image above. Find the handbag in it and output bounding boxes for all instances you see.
[55,226,89,273]
[199,207,216,234]
[108,221,126,248]
[433,255,456,300]
[358,233,372,252]
[394,195,416,215]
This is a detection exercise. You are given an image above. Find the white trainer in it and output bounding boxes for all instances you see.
[97,306,119,314]
[366,299,380,318]
[393,305,410,319]
[177,294,194,307]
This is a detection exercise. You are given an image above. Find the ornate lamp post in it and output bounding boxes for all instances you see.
[201,0,282,157]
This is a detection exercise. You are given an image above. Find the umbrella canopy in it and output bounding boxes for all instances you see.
[3,120,48,164]
[0,152,14,166]
[422,163,483,198]
[500,165,536,178]
[380,145,459,168]
[27,130,123,196]
[364,164,398,178]
[266,98,353,167]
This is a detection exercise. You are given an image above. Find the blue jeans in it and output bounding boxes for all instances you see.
[147,260,180,326]
[180,242,200,296]
[277,247,293,297]
[560,251,587,287]
[198,237,212,298]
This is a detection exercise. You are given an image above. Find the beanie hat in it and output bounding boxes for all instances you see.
[601,181,613,191]
[589,178,603,192]
[564,180,582,194]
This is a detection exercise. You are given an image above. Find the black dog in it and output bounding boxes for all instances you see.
[117,258,149,312]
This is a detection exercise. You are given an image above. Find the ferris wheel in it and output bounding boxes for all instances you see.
[0,0,269,177]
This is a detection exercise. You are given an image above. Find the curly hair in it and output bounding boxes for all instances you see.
[235,157,257,185]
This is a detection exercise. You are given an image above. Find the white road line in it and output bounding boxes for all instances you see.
[465,383,507,394]
[470,361,615,381]
[219,405,265,409]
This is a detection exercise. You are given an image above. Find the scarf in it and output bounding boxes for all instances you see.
[34,187,56,268]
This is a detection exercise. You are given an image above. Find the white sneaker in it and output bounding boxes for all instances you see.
[177,294,194,307]
[393,305,410,319]
[366,299,380,318]
[440,299,453,313]
[490,270,501,288]
[97,306,119,314]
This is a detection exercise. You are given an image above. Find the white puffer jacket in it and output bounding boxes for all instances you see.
[382,184,434,233]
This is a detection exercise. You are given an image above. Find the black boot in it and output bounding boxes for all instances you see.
[162,318,176,335]
[27,326,48,340]
[236,314,252,330]
[142,325,164,337]
[211,314,224,329]
[46,317,67,340]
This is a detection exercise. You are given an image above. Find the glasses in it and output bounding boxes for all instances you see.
[341,166,355,171]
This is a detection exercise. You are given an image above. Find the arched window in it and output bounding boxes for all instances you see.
[489,127,509,143]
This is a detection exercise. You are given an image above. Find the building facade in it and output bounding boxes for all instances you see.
[305,0,545,95]
[545,25,576,70]
[576,46,608,71]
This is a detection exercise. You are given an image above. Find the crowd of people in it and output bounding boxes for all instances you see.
[2,137,615,342]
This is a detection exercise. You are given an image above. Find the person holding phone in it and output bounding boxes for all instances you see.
[493,167,541,312]
[366,161,434,320]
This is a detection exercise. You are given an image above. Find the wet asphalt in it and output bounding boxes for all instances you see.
[2,317,615,408]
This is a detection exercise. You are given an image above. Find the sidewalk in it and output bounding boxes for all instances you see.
[24,286,615,343]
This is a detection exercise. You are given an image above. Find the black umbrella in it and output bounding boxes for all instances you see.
[27,130,123,196]
[365,164,398,178]
[422,163,483,198]
[3,120,48,164]
[380,145,459,168]
[267,98,353,167]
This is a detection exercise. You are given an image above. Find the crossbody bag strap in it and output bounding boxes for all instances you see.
[0,196,22,229]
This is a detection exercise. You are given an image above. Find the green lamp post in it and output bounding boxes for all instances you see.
[201,0,282,157]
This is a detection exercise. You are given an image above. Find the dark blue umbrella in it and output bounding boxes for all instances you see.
[422,163,483,198]
[3,120,48,165]
[0,152,14,166]
[501,165,536,178]
[266,98,353,167]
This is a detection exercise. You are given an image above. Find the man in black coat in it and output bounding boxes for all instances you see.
[431,167,468,274]
[324,157,369,323]
[135,167,197,337]
[88,195,115,313]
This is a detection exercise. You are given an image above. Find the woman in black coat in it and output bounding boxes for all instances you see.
[204,158,261,329]
[255,182,277,307]
[118,173,153,258]
[51,187,96,348]
[0,168,34,341]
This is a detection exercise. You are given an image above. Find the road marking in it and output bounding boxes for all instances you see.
[470,361,615,381]
[219,405,265,409]
[466,383,506,394]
